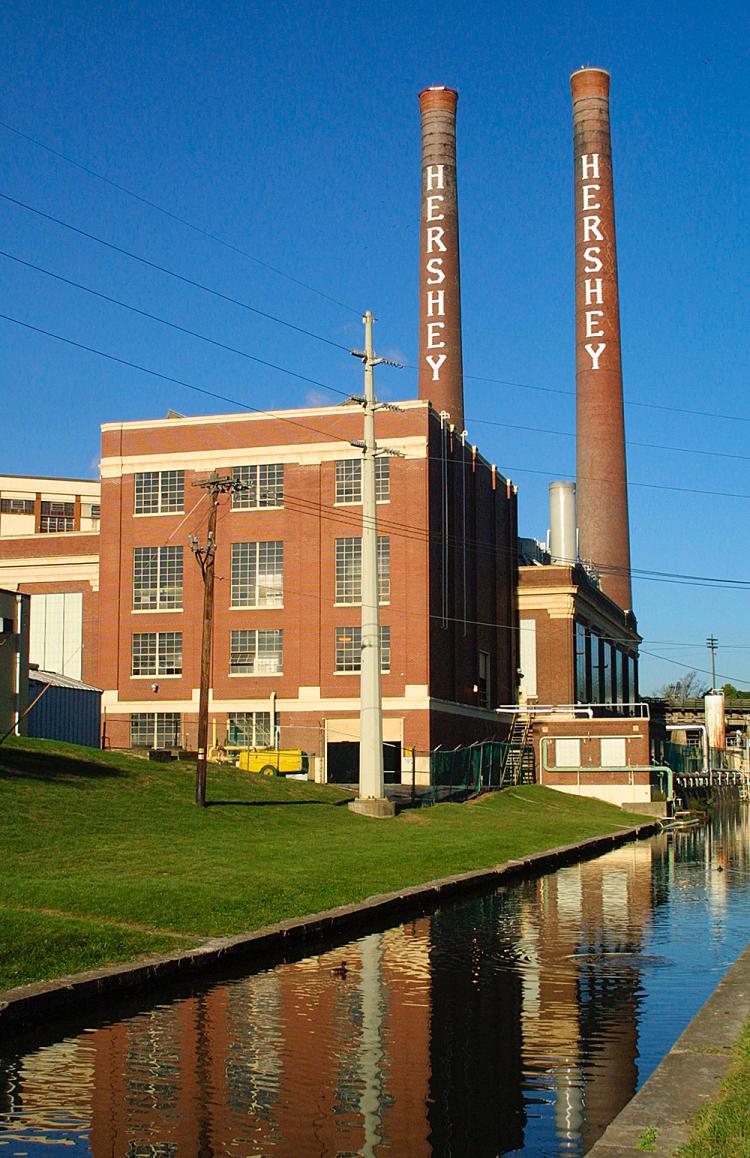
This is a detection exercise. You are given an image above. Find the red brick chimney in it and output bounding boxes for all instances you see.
[571,67,632,611]
[418,86,464,430]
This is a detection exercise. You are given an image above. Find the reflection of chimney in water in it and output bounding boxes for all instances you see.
[571,68,632,610]
[418,86,464,431]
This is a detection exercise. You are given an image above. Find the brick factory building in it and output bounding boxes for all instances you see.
[97,401,518,778]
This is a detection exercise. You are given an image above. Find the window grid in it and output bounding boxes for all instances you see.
[231,541,283,607]
[1,498,35,514]
[230,629,283,675]
[130,712,181,748]
[231,464,284,510]
[39,500,75,533]
[134,470,184,514]
[131,631,183,676]
[335,458,390,505]
[334,537,390,604]
[227,711,272,748]
[133,546,183,610]
[335,626,391,673]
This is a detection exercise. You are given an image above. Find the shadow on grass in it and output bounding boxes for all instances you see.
[0,747,126,782]
[206,797,353,808]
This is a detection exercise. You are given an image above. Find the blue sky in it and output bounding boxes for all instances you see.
[1,1,748,693]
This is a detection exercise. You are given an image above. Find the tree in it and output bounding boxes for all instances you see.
[657,670,710,705]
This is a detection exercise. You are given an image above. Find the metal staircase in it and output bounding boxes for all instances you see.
[502,712,535,784]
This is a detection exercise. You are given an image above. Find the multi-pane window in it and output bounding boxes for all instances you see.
[130,712,181,748]
[230,629,282,674]
[134,470,184,514]
[39,501,75,533]
[133,546,183,610]
[227,711,272,748]
[231,542,283,607]
[335,537,390,604]
[1,498,35,514]
[231,464,284,509]
[335,626,391,673]
[90,503,101,520]
[335,458,390,504]
[574,621,587,701]
[478,650,491,708]
[131,631,182,676]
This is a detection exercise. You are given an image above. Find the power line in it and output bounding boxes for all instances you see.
[469,416,750,465]
[4,308,750,593]
[4,190,750,433]
[0,118,362,316]
[0,249,350,398]
[7,243,749,473]
[0,192,353,355]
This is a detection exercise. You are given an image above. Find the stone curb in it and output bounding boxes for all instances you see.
[0,821,657,1031]
[585,938,750,1156]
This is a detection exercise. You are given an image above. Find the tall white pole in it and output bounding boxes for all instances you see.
[359,310,385,801]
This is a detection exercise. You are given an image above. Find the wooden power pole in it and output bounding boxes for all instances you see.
[189,471,242,807]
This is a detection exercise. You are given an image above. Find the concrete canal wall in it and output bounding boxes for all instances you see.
[0,820,657,1031]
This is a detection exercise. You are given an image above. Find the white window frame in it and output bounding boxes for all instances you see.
[230,629,283,675]
[133,546,183,611]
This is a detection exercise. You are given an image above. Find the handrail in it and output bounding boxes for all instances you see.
[496,701,650,720]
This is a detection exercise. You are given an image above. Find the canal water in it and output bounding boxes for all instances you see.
[2,806,750,1157]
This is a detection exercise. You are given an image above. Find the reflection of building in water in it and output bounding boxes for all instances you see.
[1,923,432,1156]
[427,894,527,1156]
[510,842,654,1153]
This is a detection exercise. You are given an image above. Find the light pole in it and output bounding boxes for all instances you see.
[189,471,243,807]
[706,635,718,692]
[348,311,401,818]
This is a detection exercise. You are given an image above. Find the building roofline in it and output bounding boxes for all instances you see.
[101,399,430,434]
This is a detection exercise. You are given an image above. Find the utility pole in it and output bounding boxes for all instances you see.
[706,635,718,692]
[348,311,402,818]
[189,471,242,807]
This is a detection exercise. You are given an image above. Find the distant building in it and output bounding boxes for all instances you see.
[0,587,29,736]
[0,475,100,685]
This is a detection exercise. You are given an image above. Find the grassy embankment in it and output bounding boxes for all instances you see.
[677,1020,750,1156]
[1,736,646,992]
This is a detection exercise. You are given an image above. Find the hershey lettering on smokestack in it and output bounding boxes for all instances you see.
[572,68,632,611]
[418,86,464,430]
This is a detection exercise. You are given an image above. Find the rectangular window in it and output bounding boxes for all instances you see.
[1,498,35,515]
[90,503,101,520]
[600,736,627,767]
[133,546,183,610]
[590,633,601,703]
[231,464,284,509]
[478,650,491,708]
[231,541,283,607]
[335,626,391,673]
[555,738,581,768]
[134,470,184,515]
[335,458,390,505]
[130,712,181,748]
[230,629,282,675]
[335,537,390,604]
[131,631,182,676]
[574,622,587,701]
[39,500,75,533]
[227,711,272,748]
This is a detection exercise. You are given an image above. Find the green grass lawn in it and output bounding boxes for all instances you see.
[0,735,646,991]
[678,1021,750,1157]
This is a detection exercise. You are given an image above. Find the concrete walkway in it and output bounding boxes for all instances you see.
[586,940,750,1156]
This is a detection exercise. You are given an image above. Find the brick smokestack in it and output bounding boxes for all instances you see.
[418,86,464,430]
[571,68,632,611]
